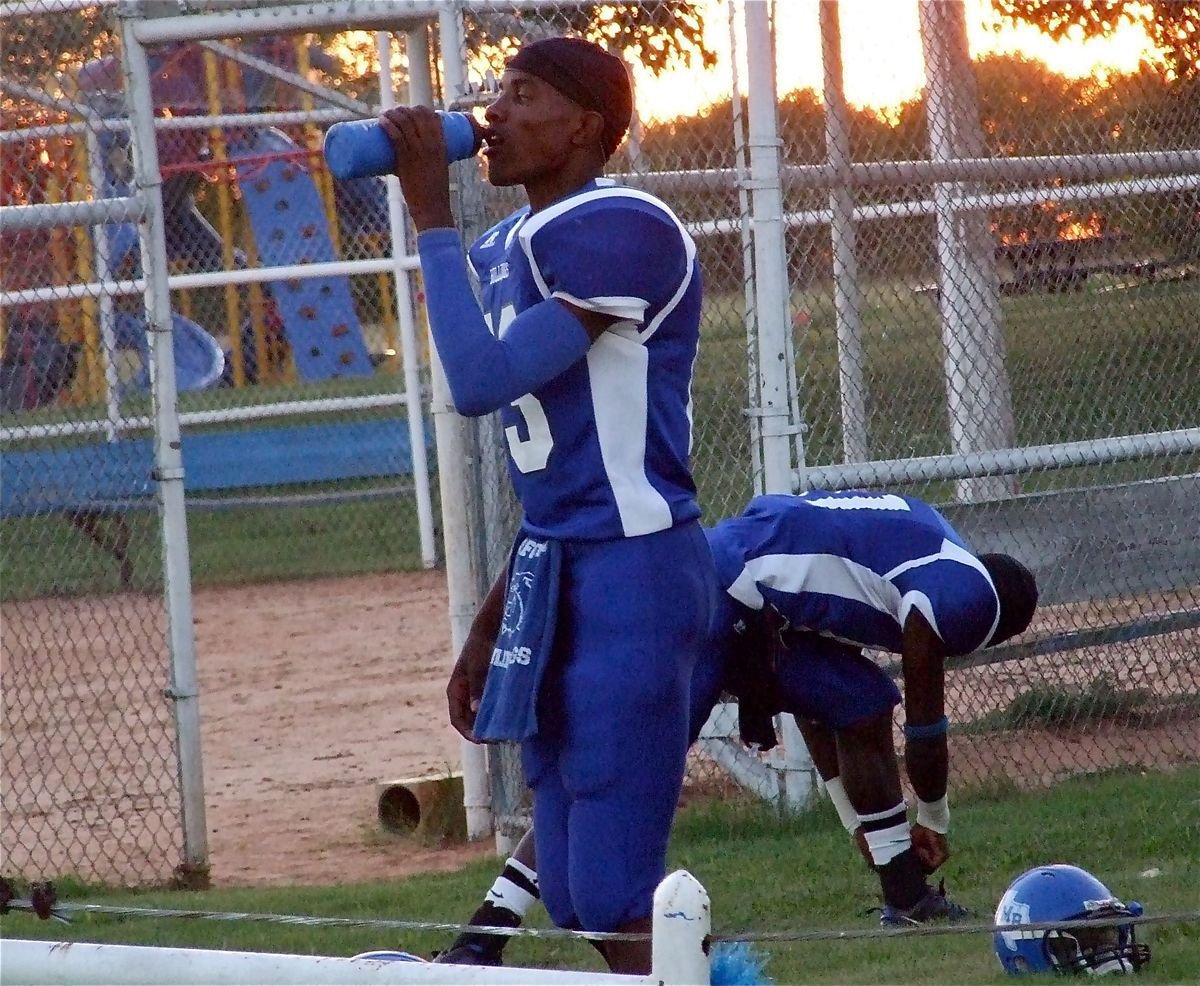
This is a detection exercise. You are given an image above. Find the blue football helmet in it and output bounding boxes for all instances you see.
[994,864,1150,976]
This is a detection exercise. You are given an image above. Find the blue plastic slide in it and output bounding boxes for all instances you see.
[113,309,226,393]
[228,127,374,380]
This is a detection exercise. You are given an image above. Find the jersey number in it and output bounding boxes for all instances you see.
[486,305,552,473]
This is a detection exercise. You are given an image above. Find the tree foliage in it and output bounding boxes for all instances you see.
[991,1,1200,81]
[462,1,716,76]
[0,7,114,90]
[636,46,1200,293]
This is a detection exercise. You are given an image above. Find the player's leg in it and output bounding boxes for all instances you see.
[433,828,539,965]
[834,710,931,910]
[521,716,576,933]
[775,637,961,919]
[782,642,967,924]
[780,638,895,864]
[793,716,875,864]
[554,522,714,974]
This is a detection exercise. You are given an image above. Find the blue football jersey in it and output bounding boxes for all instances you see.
[706,491,1002,655]
[467,180,702,541]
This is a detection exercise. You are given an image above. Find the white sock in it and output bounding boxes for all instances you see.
[858,801,912,867]
[484,857,540,917]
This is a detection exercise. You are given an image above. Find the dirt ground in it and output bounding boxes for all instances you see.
[193,570,497,886]
[2,570,496,888]
[2,571,1196,888]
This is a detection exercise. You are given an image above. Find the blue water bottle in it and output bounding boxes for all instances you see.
[323,111,481,181]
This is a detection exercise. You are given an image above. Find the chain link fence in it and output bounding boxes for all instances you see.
[777,0,1200,793]
[3,0,184,886]
[2,0,1197,885]
[450,0,1200,834]
[1,0,441,884]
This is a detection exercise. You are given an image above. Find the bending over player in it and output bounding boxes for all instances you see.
[439,489,1039,964]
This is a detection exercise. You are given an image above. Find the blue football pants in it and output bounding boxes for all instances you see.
[522,520,716,932]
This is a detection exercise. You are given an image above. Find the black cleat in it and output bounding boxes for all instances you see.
[878,879,972,927]
[431,942,503,966]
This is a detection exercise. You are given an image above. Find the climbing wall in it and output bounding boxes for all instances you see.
[231,127,373,380]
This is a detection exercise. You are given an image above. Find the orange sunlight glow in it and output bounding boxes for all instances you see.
[628,0,1162,124]
[997,204,1106,244]
[1056,213,1106,241]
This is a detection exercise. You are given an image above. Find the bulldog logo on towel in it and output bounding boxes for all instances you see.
[474,535,562,742]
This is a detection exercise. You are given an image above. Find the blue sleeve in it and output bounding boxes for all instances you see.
[894,562,999,655]
[524,197,692,323]
[417,228,593,416]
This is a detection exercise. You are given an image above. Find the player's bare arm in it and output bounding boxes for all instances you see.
[900,609,951,871]
[447,573,508,742]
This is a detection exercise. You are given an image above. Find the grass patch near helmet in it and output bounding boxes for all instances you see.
[2,766,1197,983]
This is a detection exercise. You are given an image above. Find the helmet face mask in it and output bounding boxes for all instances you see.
[994,865,1151,976]
[1044,920,1143,975]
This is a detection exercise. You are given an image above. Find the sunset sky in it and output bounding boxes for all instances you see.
[627,0,1160,123]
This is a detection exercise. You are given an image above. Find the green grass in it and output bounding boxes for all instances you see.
[689,275,1200,520]
[0,491,435,599]
[787,277,1200,466]
[2,767,1198,983]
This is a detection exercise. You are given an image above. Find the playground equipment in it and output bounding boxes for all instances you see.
[227,124,375,379]
[1,23,439,581]
[69,38,394,392]
[3,35,398,407]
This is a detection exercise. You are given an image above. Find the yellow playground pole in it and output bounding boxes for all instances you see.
[372,34,401,372]
[376,270,399,374]
[236,193,273,384]
[177,277,194,321]
[295,38,342,258]
[71,137,104,402]
[44,166,80,400]
[203,49,247,387]
[223,55,274,384]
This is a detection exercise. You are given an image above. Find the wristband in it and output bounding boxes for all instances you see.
[916,795,950,834]
[823,777,860,834]
[903,715,949,740]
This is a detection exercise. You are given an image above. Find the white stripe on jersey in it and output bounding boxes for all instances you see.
[587,332,673,537]
[806,493,911,512]
[551,289,648,322]
[726,552,903,617]
[883,538,983,582]
[898,590,943,641]
[505,215,527,252]
[888,539,1001,647]
[517,186,696,340]
[725,536,1000,647]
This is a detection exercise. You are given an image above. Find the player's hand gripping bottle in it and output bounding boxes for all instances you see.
[323,111,481,180]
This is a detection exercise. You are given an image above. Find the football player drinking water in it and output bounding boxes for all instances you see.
[381,36,716,975]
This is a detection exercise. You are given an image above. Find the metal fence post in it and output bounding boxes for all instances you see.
[918,0,1016,503]
[117,0,209,883]
[742,0,815,808]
